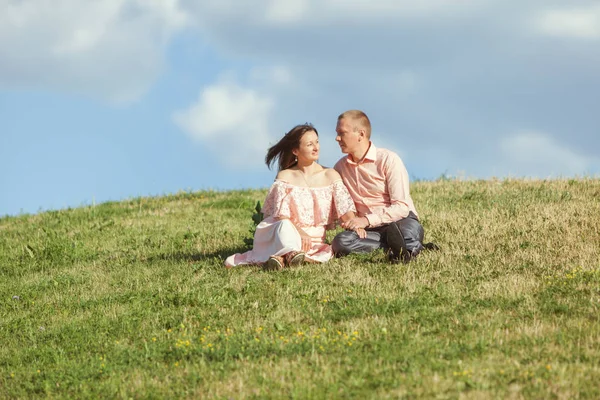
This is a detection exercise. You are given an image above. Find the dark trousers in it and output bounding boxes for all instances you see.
[331,211,424,258]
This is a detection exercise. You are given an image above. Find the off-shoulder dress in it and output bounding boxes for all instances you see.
[224,179,356,267]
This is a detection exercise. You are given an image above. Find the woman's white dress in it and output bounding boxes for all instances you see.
[224,179,356,266]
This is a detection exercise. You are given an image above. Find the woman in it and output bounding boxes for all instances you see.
[224,123,364,270]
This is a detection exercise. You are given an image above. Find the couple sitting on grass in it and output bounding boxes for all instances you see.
[225,110,434,270]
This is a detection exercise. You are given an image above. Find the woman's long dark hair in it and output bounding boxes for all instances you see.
[265,123,318,171]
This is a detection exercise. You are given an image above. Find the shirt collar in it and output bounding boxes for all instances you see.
[347,142,377,165]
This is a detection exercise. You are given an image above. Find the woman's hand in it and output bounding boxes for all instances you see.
[339,211,356,223]
[296,226,312,252]
[301,235,312,252]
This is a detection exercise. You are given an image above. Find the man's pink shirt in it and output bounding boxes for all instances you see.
[334,142,418,228]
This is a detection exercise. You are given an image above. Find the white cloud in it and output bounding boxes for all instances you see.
[249,66,294,87]
[0,0,189,103]
[265,0,310,23]
[534,5,600,39]
[170,65,353,169]
[498,131,596,177]
[172,75,275,166]
[184,0,479,28]
[322,0,471,19]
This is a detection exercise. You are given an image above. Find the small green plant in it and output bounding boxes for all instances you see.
[243,200,263,249]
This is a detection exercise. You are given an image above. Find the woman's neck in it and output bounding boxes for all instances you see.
[295,161,318,175]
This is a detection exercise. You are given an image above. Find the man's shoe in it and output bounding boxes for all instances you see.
[387,249,412,264]
[263,255,285,271]
[423,242,440,251]
[386,223,410,264]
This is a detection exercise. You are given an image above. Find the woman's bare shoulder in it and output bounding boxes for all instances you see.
[276,169,306,186]
[275,169,295,181]
[323,168,342,183]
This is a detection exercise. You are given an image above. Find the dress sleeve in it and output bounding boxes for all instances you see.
[261,180,293,219]
[332,180,356,218]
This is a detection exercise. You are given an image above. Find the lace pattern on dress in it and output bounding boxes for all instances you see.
[262,179,356,227]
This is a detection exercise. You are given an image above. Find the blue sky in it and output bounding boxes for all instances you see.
[1,0,599,216]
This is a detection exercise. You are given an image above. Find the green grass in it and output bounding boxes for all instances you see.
[1,179,599,399]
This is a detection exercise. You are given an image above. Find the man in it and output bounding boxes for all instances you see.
[332,110,430,263]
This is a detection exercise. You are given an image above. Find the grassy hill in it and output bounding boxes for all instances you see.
[1,178,599,398]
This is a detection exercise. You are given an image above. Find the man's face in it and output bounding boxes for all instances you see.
[335,118,361,155]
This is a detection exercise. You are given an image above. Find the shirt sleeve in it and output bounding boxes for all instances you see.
[261,180,293,219]
[364,153,411,227]
[331,180,356,219]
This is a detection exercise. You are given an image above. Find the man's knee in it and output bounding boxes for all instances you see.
[331,231,357,257]
[393,216,425,255]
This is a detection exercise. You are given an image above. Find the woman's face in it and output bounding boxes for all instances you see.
[294,130,320,163]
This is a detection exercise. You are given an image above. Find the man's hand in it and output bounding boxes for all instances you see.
[355,227,367,239]
[342,216,369,231]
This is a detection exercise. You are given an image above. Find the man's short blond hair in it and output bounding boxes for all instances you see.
[338,110,371,139]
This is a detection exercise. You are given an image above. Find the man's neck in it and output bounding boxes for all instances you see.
[350,142,371,163]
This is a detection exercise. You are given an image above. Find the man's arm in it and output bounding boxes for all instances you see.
[334,158,369,236]
[364,152,412,227]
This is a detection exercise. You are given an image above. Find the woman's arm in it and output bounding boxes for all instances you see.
[339,210,356,223]
[331,211,366,238]
[324,170,366,238]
